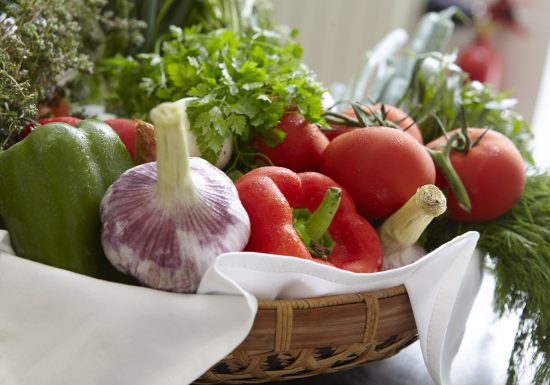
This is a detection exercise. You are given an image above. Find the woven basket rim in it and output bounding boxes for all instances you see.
[256,285,408,310]
[199,284,418,384]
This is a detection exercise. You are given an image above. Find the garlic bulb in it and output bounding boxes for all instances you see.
[100,98,250,293]
[378,184,446,270]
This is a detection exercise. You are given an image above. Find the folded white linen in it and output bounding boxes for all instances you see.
[0,229,480,385]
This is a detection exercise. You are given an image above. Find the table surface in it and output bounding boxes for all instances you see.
[255,272,535,385]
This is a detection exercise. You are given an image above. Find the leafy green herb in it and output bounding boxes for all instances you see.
[127,0,273,54]
[0,0,112,148]
[423,172,550,385]
[102,26,325,167]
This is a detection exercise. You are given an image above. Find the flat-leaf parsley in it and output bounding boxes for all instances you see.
[102,26,325,165]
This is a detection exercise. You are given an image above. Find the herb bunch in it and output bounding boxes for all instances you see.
[102,26,325,167]
[0,0,106,148]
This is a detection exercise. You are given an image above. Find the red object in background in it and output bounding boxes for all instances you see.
[104,118,137,159]
[488,0,527,36]
[19,116,82,140]
[457,35,504,90]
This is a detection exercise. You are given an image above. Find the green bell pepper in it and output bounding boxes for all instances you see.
[0,119,134,278]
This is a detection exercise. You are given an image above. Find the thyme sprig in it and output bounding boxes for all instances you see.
[0,0,106,148]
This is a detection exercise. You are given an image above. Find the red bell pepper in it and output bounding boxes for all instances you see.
[235,166,383,273]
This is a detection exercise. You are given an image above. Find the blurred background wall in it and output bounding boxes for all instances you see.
[273,0,424,88]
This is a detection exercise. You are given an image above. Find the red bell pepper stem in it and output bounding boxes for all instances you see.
[294,187,342,259]
[306,187,342,241]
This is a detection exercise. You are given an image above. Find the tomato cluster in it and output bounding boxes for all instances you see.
[255,105,526,223]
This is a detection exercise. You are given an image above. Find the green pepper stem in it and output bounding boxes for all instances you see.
[306,187,342,241]
[427,133,471,212]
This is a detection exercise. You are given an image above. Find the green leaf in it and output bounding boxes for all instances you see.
[102,26,326,171]
[194,111,212,133]
[262,127,286,147]
[227,113,247,136]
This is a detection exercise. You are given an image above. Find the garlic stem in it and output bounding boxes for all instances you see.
[150,98,197,204]
[378,184,446,258]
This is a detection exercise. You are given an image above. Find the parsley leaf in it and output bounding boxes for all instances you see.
[103,26,325,166]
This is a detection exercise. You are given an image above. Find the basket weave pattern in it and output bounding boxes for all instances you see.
[198,285,418,384]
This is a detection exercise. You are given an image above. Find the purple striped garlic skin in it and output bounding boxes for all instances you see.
[100,157,251,293]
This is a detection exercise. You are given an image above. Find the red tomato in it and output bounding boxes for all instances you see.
[256,112,329,172]
[104,118,137,159]
[428,128,525,222]
[320,127,435,221]
[325,104,424,144]
[19,116,82,140]
[38,116,81,126]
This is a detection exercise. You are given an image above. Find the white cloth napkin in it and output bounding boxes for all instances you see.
[0,229,480,385]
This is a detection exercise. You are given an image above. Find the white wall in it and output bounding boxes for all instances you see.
[273,0,424,87]
[448,1,550,123]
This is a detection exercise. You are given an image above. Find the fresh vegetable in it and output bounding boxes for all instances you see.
[362,18,542,383]
[320,126,436,221]
[104,118,138,159]
[396,53,533,160]
[255,110,329,172]
[123,98,233,168]
[428,128,525,222]
[338,7,461,106]
[134,120,156,164]
[378,184,446,270]
[0,119,134,278]
[19,116,82,140]
[323,103,423,143]
[100,99,251,293]
[102,26,325,169]
[0,0,118,149]
[102,0,273,57]
[235,166,383,273]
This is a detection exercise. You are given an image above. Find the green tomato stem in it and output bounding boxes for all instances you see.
[427,133,471,212]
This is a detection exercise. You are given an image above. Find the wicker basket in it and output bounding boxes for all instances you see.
[198,285,418,384]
